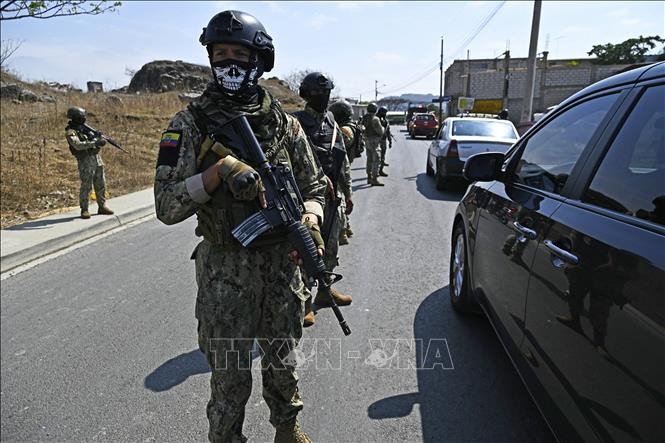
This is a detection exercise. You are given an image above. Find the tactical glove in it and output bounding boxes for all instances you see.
[218,156,265,201]
[95,138,106,147]
[304,219,325,251]
[345,198,354,215]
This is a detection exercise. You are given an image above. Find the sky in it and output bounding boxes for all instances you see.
[1,1,664,99]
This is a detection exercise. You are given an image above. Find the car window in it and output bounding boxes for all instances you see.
[512,93,619,194]
[582,84,665,226]
[417,115,434,121]
[452,120,517,139]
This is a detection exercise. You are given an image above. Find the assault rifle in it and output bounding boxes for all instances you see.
[83,123,127,153]
[212,115,351,336]
[320,144,347,244]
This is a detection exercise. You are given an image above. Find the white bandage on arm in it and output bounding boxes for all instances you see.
[185,173,212,204]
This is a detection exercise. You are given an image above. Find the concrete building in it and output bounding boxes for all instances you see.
[444,55,639,122]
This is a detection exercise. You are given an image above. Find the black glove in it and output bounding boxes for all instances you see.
[345,199,354,215]
[95,138,106,147]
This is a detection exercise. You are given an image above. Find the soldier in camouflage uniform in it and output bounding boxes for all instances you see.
[65,107,114,219]
[376,106,392,177]
[361,103,385,186]
[293,73,353,328]
[329,100,361,243]
[153,11,326,443]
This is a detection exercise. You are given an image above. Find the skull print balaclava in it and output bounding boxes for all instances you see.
[210,53,264,99]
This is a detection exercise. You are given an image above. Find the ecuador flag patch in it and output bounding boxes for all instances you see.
[160,131,181,148]
[157,130,182,167]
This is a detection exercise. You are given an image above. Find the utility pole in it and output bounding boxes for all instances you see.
[465,49,471,97]
[438,36,444,123]
[502,50,510,110]
[375,80,378,102]
[520,0,542,124]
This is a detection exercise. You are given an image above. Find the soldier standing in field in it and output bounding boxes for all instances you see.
[294,72,353,328]
[65,107,114,219]
[153,10,326,443]
[361,102,385,186]
[376,106,392,177]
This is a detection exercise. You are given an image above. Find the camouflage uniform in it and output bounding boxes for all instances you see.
[65,124,108,211]
[293,106,351,273]
[362,113,384,182]
[379,116,392,173]
[154,83,326,442]
[338,124,357,234]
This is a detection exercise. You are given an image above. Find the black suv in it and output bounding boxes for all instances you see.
[450,62,664,442]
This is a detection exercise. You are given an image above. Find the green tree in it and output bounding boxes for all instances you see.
[588,35,665,65]
[0,1,121,21]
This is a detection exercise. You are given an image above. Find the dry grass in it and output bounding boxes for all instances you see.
[1,73,304,228]
[1,85,183,228]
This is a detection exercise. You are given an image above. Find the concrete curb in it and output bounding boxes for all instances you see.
[1,190,155,274]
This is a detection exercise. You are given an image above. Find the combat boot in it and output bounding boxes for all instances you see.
[303,298,315,328]
[346,226,354,237]
[315,286,352,307]
[383,162,389,166]
[339,230,349,245]
[98,205,114,215]
[81,210,91,219]
[370,177,385,186]
[274,419,312,443]
[379,169,388,177]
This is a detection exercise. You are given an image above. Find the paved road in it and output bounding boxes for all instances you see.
[1,126,553,442]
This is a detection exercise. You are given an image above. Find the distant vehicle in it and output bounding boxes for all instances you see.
[406,103,428,125]
[385,111,406,125]
[409,113,439,139]
[426,117,518,190]
[450,61,665,442]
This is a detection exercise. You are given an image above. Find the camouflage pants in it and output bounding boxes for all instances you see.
[380,139,388,170]
[365,138,382,178]
[77,154,106,210]
[194,240,306,443]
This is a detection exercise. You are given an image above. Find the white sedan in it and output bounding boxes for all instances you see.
[426,117,519,190]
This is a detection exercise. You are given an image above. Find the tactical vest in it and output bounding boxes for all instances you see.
[65,123,100,158]
[293,110,345,179]
[189,105,300,250]
[362,114,382,138]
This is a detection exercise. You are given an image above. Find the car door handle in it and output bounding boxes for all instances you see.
[544,240,579,266]
[512,221,537,240]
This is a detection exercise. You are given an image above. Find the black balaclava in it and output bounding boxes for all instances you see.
[308,90,331,114]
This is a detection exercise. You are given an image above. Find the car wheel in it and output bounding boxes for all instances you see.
[449,223,476,313]
[435,162,447,190]
[426,154,434,176]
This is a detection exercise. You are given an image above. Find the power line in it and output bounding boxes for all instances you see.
[374,1,507,96]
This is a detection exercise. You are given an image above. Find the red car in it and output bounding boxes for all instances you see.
[409,113,438,139]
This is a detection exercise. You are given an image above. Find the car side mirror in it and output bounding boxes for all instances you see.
[463,152,505,182]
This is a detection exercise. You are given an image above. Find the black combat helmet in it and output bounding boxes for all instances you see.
[377,106,388,118]
[329,100,354,124]
[498,108,509,120]
[367,103,378,113]
[299,72,334,100]
[199,10,275,71]
[67,107,86,123]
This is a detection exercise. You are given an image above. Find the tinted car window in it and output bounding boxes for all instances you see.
[417,114,434,121]
[452,120,517,139]
[513,93,619,194]
[583,84,665,226]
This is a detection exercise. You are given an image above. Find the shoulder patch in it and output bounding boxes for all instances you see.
[157,130,183,167]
